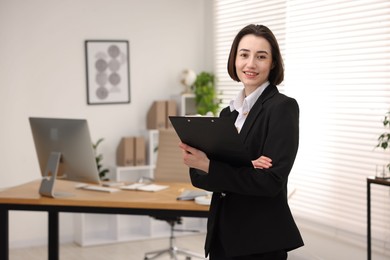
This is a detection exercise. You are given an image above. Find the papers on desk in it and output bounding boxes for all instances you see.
[176,189,209,200]
[120,183,169,192]
[177,189,212,205]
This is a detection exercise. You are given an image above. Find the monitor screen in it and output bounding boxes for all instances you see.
[29,117,101,188]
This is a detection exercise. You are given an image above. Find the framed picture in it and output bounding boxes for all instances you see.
[85,40,130,104]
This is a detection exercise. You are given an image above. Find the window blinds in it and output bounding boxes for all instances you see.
[214,0,390,254]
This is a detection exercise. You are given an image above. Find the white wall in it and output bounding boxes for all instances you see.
[0,0,213,247]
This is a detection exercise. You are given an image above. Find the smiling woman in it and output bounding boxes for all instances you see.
[179,24,303,260]
[214,1,390,258]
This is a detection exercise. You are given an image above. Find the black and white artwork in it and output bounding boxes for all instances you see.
[85,40,130,104]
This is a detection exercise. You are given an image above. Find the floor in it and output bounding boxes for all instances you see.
[9,233,319,260]
[10,234,206,260]
[9,227,390,260]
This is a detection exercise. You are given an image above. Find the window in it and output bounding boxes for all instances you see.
[214,0,390,253]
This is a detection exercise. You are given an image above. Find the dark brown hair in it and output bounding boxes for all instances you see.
[227,24,284,85]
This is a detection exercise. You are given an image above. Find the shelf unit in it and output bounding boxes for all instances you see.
[114,129,158,182]
[73,128,206,246]
[172,93,197,116]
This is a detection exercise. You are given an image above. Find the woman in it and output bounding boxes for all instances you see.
[179,24,303,259]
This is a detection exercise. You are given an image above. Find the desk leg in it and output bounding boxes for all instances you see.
[48,210,59,260]
[367,181,371,260]
[0,208,9,260]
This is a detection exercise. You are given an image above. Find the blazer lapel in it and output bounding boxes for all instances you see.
[239,85,278,142]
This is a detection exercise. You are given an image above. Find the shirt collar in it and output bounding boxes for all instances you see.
[229,81,269,112]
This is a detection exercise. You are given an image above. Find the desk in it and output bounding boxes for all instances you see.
[0,180,209,260]
[366,176,390,260]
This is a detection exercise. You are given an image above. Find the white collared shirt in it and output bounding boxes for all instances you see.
[229,81,269,132]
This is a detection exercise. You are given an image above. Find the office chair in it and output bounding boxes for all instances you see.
[144,129,206,260]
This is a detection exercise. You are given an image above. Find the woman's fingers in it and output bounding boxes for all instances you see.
[252,156,273,169]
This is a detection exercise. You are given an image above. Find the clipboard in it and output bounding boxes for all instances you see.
[169,116,252,167]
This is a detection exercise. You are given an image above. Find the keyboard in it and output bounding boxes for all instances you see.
[81,185,120,193]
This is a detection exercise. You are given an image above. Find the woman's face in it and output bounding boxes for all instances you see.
[235,34,273,94]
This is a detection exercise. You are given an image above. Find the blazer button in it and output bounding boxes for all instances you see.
[220,193,226,198]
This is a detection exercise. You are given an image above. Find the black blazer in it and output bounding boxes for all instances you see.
[190,85,304,257]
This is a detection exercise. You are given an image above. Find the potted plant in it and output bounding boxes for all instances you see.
[92,138,110,180]
[376,110,390,175]
[193,71,221,116]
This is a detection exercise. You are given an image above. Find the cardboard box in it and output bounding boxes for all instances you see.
[154,129,191,183]
[147,100,177,129]
[116,137,135,166]
[147,101,166,129]
[166,100,177,128]
[134,136,146,166]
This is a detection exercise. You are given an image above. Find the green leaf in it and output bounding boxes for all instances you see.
[193,71,220,116]
[92,138,110,180]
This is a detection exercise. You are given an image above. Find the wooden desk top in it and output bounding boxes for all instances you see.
[0,180,209,212]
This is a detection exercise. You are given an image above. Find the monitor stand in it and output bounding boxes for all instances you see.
[39,152,74,198]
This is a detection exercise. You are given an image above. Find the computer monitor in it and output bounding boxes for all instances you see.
[29,117,101,197]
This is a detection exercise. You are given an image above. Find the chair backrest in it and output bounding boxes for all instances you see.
[154,129,191,183]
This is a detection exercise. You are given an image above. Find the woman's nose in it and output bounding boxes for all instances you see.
[246,56,256,67]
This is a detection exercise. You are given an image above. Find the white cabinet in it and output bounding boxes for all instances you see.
[73,129,206,246]
[172,93,197,116]
[114,130,158,182]
[73,213,155,246]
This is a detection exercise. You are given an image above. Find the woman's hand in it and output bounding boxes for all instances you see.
[179,142,210,173]
[252,155,272,169]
